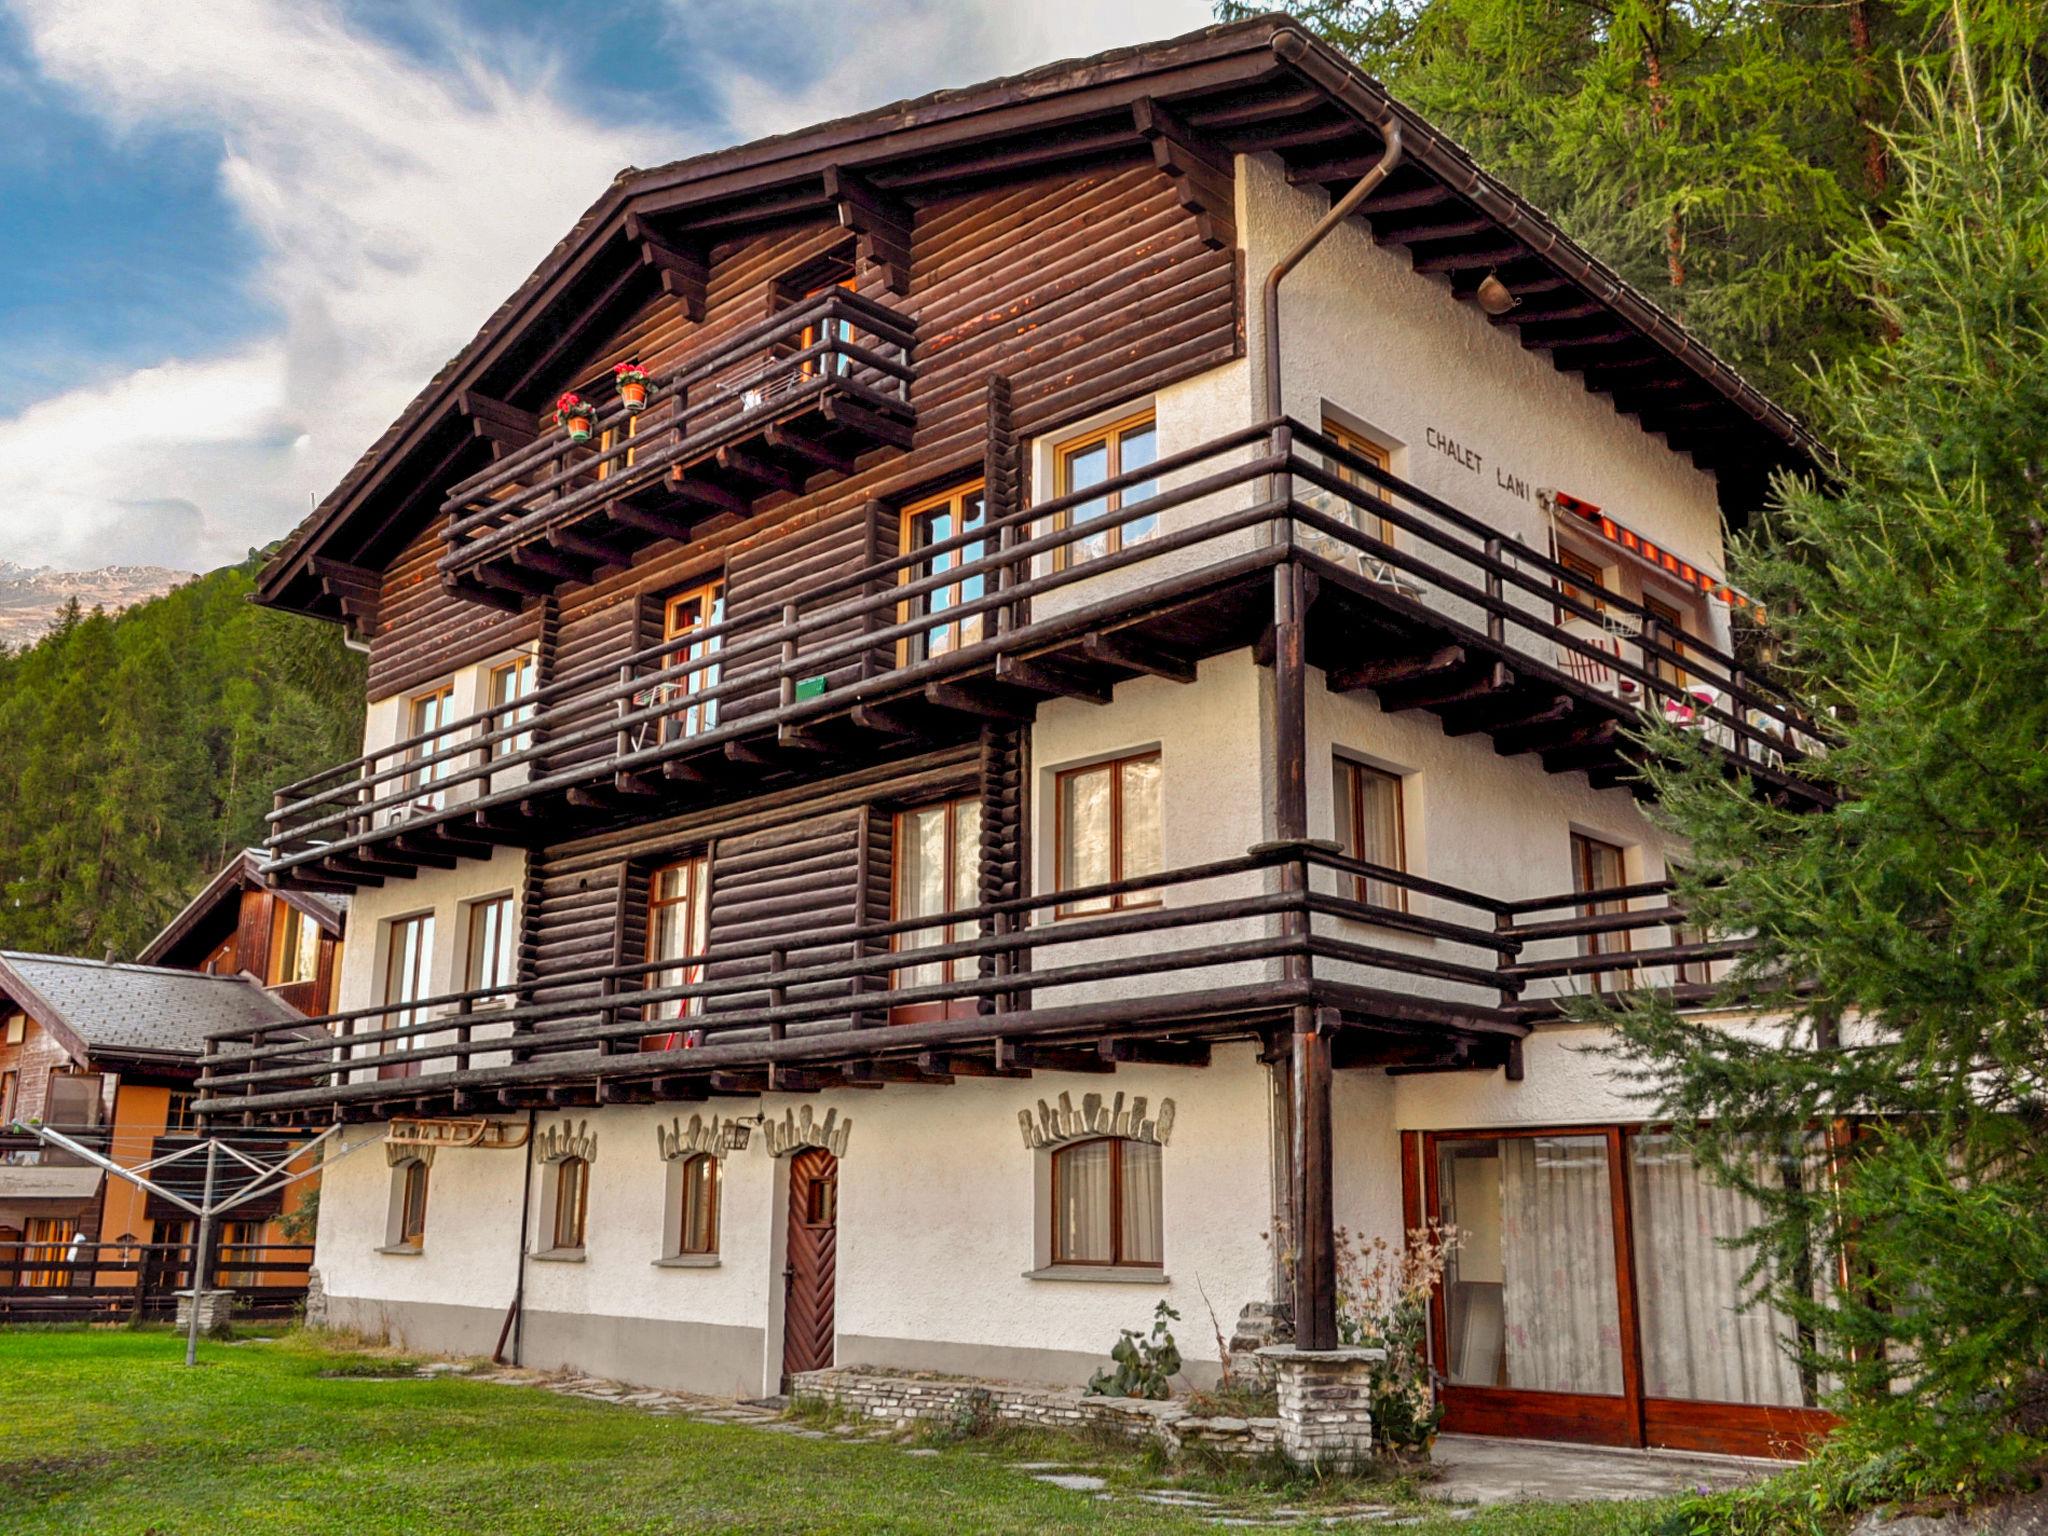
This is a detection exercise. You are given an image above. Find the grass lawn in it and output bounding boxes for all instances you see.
[0,1327,1696,1535]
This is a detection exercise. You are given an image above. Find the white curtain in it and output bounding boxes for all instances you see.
[1498,1135,1624,1394]
[1119,1141,1163,1266]
[1628,1133,1809,1406]
[1054,1140,1111,1262]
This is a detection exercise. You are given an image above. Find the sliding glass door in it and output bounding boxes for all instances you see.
[1410,1125,1837,1458]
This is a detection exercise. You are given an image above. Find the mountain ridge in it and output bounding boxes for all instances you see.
[0,559,197,649]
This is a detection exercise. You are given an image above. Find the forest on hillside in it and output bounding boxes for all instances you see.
[1225,0,2045,418]
[0,559,366,960]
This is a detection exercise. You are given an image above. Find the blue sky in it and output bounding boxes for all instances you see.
[0,0,1209,572]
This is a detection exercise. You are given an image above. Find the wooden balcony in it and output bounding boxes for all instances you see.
[264,418,1827,889]
[197,843,1750,1124]
[438,288,916,606]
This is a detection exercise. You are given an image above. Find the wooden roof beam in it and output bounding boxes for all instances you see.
[823,166,913,294]
[1131,97,1234,251]
[625,214,709,322]
[457,392,538,457]
[1412,244,1529,275]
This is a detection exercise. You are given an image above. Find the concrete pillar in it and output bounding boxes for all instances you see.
[175,1289,235,1338]
[1256,1344,1384,1472]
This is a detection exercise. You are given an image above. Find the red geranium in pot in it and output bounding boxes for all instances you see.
[614,361,649,415]
[557,392,595,444]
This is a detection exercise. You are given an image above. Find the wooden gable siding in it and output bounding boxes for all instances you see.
[521,746,977,1032]
[363,152,1237,706]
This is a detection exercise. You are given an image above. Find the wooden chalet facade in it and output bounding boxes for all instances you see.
[204,19,1834,1458]
[0,852,334,1321]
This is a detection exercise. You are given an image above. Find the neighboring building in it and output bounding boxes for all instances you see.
[0,853,342,1318]
[207,20,1833,1458]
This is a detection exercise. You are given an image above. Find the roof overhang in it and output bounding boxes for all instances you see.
[258,14,1823,626]
[137,851,344,969]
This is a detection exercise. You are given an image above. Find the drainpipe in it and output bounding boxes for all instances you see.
[495,1107,538,1366]
[1260,30,1406,431]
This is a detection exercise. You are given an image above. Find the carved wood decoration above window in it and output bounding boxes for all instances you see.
[656,1112,747,1162]
[762,1103,851,1159]
[535,1118,598,1165]
[1019,1090,1176,1152]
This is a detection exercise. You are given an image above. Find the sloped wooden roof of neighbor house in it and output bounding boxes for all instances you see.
[256,12,1825,626]
[0,953,305,1066]
[136,848,347,970]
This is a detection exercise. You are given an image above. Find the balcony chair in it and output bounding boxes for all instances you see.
[1297,486,1427,601]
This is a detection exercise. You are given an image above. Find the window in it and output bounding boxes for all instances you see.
[800,276,857,380]
[892,797,982,1020]
[1641,594,1691,687]
[1556,548,1608,618]
[405,685,457,803]
[594,413,638,480]
[643,857,709,1047]
[1571,833,1630,992]
[675,1154,719,1257]
[44,1073,102,1130]
[488,654,538,759]
[0,1070,16,1124]
[1322,419,1396,546]
[395,1159,430,1249]
[1333,758,1408,911]
[269,902,321,987]
[1051,1138,1162,1268]
[551,1157,589,1252]
[1055,752,1162,916]
[21,1217,77,1288]
[898,483,988,663]
[218,1221,262,1288]
[1054,411,1158,568]
[466,895,517,994]
[164,1090,197,1135]
[380,914,434,1077]
[659,583,724,741]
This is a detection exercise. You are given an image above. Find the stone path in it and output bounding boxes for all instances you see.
[382,1358,1763,1530]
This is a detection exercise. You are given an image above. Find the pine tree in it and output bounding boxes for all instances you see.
[1602,81,2048,1486]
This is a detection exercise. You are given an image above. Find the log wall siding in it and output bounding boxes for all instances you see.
[362,154,1239,703]
[521,745,980,1033]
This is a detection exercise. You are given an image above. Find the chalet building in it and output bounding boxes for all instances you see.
[0,852,338,1318]
[204,19,1835,1460]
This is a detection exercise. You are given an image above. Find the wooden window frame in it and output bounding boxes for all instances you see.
[1556,547,1609,620]
[1053,751,1163,918]
[1322,418,1396,546]
[896,481,989,666]
[1334,756,1409,912]
[643,855,710,1041]
[268,901,320,987]
[1571,833,1632,992]
[675,1153,720,1257]
[405,684,457,795]
[486,654,538,759]
[551,1157,589,1252]
[465,895,516,996]
[398,1159,430,1249]
[1051,409,1158,570]
[380,913,434,1077]
[1640,593,1692,688]
[658,581,725,742]
[1049,1136,1162,1269]
[164,1090,196,1136]
[889,796,982,1024]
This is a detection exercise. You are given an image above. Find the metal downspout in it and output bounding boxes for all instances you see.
[497,1107,538,1366]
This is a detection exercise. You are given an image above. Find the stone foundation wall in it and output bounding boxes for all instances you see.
[791,1367,1282,1461]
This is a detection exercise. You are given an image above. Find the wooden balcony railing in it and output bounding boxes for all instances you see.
[438,288,916,603]
[199,843,1749,1121]
[264,417,1827,883]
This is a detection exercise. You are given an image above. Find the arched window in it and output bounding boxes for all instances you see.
[1051,1137,1162,1268]
[676,1154,719,1257]
[397,1159,430,1249]
[552,1157,589,1252]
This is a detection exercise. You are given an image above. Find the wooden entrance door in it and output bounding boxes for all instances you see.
[781,1148,838,1385]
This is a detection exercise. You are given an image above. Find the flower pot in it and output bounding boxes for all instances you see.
[565,415,594,444]
[619,379,647,414]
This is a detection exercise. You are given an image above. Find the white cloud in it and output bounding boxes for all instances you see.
[0,0,1214,573]
[0,0,672,571]
[663,0,1213,141]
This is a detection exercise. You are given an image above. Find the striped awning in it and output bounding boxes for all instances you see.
[1545,490,1764,620]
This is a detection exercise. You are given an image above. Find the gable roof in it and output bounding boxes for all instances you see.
[0,953,303,1065]
[258,14,1823,624]
[137,849,347,969]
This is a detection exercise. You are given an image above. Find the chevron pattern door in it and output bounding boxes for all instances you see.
[781,1147,838,1384]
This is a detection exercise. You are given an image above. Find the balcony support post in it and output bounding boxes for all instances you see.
[1290,1005,1339,1352]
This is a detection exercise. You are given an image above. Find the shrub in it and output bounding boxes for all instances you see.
[1086,1300,1183,1400]
[1334,1223,1459,1458]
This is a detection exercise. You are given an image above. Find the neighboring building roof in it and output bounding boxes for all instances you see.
[257,14,1823,623]
[0,952,303,1065]
[137,849,347,969]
